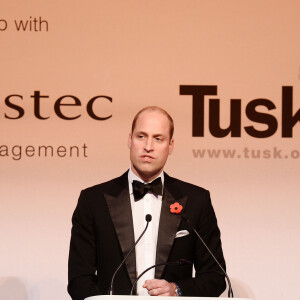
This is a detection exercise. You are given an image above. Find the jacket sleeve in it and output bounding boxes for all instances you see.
[68,191,102,300]
[175,190,227,297]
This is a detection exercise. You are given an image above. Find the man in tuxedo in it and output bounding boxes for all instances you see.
[68,106,226,300]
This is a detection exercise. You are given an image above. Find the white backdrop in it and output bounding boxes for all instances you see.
[1,1,299,299]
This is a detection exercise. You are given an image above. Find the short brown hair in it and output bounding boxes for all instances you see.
[131,106,174,139]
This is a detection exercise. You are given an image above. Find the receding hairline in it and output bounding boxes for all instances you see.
[131,106,174,139]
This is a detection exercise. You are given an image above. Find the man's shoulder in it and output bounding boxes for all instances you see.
[165,173,209,196]
[81,171,128,196]
[165,174,213,212]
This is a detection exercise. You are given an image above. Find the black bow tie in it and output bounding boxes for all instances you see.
[132,177,163,201]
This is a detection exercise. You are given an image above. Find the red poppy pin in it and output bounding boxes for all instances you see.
[170,202,183,214]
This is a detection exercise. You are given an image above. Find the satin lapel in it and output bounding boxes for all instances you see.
[104,183,136,286]
[155,182,188,279]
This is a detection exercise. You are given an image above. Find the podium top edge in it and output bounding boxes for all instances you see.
[85,296,252,300]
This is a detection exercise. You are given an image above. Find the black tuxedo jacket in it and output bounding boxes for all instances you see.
[68,172,226,300]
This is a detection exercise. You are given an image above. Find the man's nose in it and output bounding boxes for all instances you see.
[144,138,154,151]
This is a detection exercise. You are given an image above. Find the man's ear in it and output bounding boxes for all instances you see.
[169,138,174,155]
[128,133,132,149]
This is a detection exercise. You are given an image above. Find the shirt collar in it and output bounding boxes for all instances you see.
[128,167,164,194]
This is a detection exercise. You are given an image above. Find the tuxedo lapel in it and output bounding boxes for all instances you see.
[104,173,136,286]
[155,175,188,279]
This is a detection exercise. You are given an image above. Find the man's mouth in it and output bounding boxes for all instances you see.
[141,154,154,161]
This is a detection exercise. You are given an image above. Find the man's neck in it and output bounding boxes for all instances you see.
[129,167,164,183]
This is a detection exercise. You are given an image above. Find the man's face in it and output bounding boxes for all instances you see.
[128,110,174,182]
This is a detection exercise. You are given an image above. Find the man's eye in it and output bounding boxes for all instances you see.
[156,137,162,141]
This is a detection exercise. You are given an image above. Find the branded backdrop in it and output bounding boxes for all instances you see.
[1,1,299,299]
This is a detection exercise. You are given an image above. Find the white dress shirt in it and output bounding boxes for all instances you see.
[128,168,164,296]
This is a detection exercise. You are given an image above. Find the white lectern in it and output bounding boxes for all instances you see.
[85,296,251,300]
